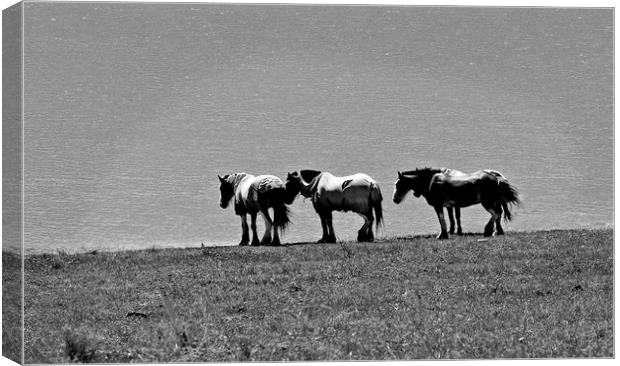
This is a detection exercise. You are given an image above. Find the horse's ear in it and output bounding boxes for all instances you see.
[398,171,403,179]
[218,175,225,183]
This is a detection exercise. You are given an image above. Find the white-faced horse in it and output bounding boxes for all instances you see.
[393,167,520,239]
[218,173,291,246]
[285,170,383,243]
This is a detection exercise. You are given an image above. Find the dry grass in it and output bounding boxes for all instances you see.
[2,251,22,364]
[21,228,613,362]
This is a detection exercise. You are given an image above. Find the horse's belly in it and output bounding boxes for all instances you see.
[321,188,370,213]
[448,195,480,208]
[444,182,481,207]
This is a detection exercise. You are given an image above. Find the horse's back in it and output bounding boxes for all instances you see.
[430,169,506,207]
[315,173,377,212]
[317,173,374,192]
[254,175,285,192]
[236,174,285,212]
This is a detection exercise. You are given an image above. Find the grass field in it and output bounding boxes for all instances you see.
[17,228,613,362]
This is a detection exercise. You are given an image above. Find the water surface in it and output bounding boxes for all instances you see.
[20,4,613,254]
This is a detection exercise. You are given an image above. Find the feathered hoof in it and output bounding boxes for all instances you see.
[270,240,281,247]
[251,239,260,246]
[357,234,374,243]
[436,232,449,240]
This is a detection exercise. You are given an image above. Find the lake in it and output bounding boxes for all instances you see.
[16,3,613,254]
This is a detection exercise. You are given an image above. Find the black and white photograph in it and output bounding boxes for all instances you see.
[1,0,614,363]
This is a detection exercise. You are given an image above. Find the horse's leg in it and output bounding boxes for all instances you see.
[366,212,375,242]
[455,207,463,235]
[434,206,449,240]
[356,213,372,242]
[271,208,281,246]
[447,207,455,235]
[325,211,337,243]
[494,203,504,235]
[483,204,499,237]
[250,212,260,246]
[239,214,250,246]
[260,209,273,246]
[317,213,329,243]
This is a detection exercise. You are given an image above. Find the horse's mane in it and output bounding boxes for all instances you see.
[300,169,322,182]
[226,172,249,189]
[401,167,444,178]
[297,169,322,196]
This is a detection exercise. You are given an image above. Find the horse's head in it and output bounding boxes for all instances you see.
[284,171,302,203]
[285,170,317,199]
[218,174,234,208]
[393,171,419,203]
[394,168,441,203]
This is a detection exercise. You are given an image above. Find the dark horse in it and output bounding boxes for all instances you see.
[393,167,520,239]
[285,169,383,243]
[218,173,291,246]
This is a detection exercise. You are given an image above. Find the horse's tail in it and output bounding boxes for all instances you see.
[498,178,520,222]
[271,187,292,234]
[370,182,384,231]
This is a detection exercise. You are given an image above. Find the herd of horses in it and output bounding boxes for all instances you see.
[218,167,520,246]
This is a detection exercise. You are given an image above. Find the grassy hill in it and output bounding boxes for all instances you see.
[17,228,613,362]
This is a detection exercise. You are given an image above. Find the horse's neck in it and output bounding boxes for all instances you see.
[299,174,321,197]
[299,179,313,197]
[230,173,250,191]
[414,174,435,195]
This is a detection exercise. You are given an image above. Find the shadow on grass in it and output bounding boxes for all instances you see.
[281,232,487,247]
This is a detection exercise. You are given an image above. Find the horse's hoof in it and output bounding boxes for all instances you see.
[327,237,337,244]
[495,230,505,236]
[483,231,493,237]
[436,233,449,240]
[457,229,463,235]
[239,242,249,246]
[271,239,281,246]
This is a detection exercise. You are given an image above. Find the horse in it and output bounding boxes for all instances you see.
[285,170,383,243]
[392,167,520,239]
[218,173,291,246]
